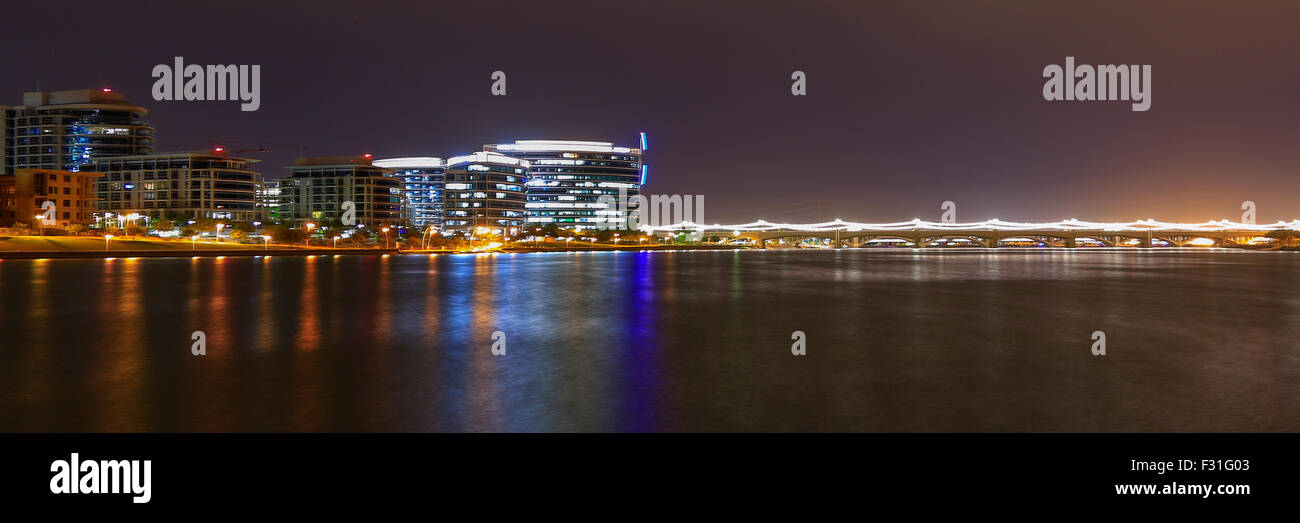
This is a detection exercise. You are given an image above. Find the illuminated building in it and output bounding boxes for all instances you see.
[1,89,155,174]
[277,156,403,228]
[483,138,643,228]
[90,152,261,222]
[256,180,280,222]
[441,152,528,233]
[373,157,444,229]
[0,169,102,228]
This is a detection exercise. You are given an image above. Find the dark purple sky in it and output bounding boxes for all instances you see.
[5,0,1298,223]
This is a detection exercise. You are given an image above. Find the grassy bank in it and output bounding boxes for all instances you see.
[0,235,396,259]
[0,235,274,251]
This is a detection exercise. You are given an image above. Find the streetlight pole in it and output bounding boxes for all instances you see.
[192,235,199,251]
[105,234,114,252]
[382,227,391,249]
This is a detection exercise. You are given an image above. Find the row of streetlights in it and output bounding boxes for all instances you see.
[95,221,409,252]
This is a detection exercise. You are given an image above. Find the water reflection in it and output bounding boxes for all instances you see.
[1,251,1299,432]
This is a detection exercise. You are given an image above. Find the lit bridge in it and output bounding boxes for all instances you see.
[642,219,1300,248]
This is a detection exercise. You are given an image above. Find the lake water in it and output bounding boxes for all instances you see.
[1,249,1297,432]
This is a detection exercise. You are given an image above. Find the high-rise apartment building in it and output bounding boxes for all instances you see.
[2,89,155,174]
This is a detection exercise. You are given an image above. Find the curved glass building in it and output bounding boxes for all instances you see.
[441,152,528,234]
[483,139,642,229]
[373,157,444,229]
[2,89,155,174]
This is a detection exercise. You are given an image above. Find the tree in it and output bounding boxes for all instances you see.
[125,223,146,237]
[154,219,176,232]
[263,224,304,245]
[192,217,216,232]
[541,223,560,238]
[67,224,89,236]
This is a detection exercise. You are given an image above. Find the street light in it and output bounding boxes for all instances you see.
[305,223,316,247]
[105,234,114,251]
[422,228,439,250]
[264,235,271,250]
[215,223,225,243]
[333,236,339,249]
[382,227,391,249]
[192,235,199,251]
[34,215,43,237]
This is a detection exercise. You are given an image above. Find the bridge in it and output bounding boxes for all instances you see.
[641,219,1300,248]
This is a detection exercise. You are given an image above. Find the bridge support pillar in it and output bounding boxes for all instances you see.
[1065,237,1076,248]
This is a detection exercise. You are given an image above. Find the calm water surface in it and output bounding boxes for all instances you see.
[1,249,1298,432]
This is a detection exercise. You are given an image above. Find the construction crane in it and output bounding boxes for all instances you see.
[207,141,309,156]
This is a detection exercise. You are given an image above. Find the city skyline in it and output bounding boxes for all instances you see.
[5,1,1299,224]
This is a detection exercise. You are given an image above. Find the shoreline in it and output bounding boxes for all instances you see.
[0,241,742,259]
[0,247,398,259]
[1,244,1294,260]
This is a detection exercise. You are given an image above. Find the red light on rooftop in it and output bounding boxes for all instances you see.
[363,153,373,158]
[214,146,225,152]
[102,87,112,93]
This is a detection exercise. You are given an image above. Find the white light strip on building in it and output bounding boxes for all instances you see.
[446,152,530,168]
[373,157,444,168]
[493,140,634,154]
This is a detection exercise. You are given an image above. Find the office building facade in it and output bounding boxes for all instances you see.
[441,152,528,233]
[277,156,403,228]
[0,168,102,228]
[483,139,643,229]
[256,180,280,223]
[90,152,261,222]
[373,157,444,229]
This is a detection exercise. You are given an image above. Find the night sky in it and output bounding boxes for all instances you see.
[5,0,1298,223]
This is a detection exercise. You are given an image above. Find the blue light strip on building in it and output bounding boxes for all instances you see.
[640,164,648,185]
[640,132,648,150]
